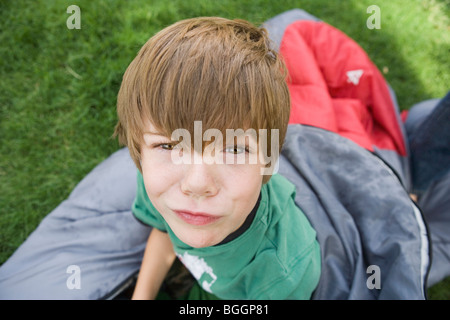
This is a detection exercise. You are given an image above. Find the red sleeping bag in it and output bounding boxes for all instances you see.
[280,20,406,156]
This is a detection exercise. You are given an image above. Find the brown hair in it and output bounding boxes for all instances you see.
[114,17,290,183]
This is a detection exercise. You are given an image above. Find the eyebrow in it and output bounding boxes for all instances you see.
[143,131,167,137]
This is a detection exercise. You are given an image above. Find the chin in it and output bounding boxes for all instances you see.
[178,231,222,248]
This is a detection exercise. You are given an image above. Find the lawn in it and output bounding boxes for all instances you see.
[1,0,449,299]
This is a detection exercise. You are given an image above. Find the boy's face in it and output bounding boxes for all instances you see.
[140,121,265,248]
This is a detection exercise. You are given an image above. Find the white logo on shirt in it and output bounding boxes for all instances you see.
[346,69,364,85]
[177,252,217,293]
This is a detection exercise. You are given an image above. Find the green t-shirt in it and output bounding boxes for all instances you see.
[133,172,321,300]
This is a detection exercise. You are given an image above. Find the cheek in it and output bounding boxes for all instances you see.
[141,153,181,198]
[222,164,263,206]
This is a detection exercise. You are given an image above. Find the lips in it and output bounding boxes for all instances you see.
[173,210,221,226]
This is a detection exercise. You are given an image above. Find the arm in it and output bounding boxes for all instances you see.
[132,228,176,300]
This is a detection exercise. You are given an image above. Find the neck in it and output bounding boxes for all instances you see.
[215,192,261,246]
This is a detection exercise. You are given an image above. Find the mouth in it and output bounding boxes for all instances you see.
[173,210,221,226]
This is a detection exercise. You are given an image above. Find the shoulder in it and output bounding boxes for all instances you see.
[263,174,317,246]
[249,237,321,299]
[250,174,321,299]
[265,174,296,198]
[261,174,296,221]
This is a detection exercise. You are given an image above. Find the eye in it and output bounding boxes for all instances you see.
[224,145,248,154]
[153,142,176,151]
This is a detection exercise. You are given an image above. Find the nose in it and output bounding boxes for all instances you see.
[180,161,219,198]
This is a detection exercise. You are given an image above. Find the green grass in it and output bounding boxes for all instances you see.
[1,0,449,299]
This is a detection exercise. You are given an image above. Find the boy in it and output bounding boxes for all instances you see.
[114,17,321,299]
